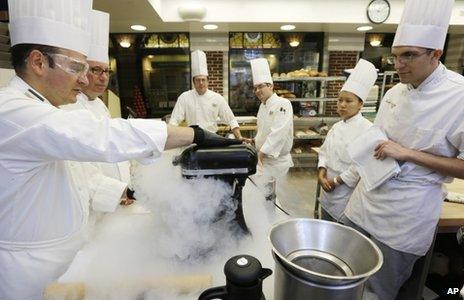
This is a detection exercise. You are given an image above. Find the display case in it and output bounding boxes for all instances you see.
[229,32,324,115]
[273,76,346,168]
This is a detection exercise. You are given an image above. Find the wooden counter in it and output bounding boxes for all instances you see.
[440,179,464,228]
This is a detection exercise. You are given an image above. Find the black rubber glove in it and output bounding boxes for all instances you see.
[191,125,242,147]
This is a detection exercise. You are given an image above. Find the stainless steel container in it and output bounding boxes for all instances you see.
[273,252,366,300]
[269,218,383,300]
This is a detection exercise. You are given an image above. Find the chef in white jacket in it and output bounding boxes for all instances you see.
[317,59,376,222]
[170,50,243,139]
[0,1,239,298]
[61,10,133,211]
[250,58,294,201]
[342,0,464,299]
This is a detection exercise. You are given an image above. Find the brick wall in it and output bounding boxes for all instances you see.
[326,51,358,115]
[206,51,224,95]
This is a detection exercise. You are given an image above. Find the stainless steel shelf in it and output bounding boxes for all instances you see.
[294,134,326,140]
[273,76,346,82]
[289,98,338,102]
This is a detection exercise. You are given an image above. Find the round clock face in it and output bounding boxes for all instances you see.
[367,0,390,24]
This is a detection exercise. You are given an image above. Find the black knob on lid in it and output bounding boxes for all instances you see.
[223,255,263,287]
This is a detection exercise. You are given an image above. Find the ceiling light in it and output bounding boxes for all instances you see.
[119,41,131,48]
[280,24,296,31]
[357,25,373,31]
[289,41,300,47]
[203,24,218,30]
[370,40,381,47]
[178,4,207,21]
[130,25,147,31]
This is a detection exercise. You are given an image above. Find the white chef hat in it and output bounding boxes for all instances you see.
[250,58,273,86]
[8,0,92,56]
[340,59,377,102]
[392,0,454,50]
[87,10,110,64]
[191,50,208,77]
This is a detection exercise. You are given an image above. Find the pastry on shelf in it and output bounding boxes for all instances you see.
[282,93,296,99]
[318,71,328,77]
[308,70,319,77]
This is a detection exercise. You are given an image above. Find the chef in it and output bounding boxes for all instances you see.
[61,10,134,210]
[169,50,243,140]
[342,0,464,299]
[0,1,239,298]
[250,58,294,202]
[317,59,376,222]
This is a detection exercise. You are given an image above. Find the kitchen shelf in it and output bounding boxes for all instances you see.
[291,153,318,158]
[273,76,346,82]
[294,134,326,140]
[289,98,338,102]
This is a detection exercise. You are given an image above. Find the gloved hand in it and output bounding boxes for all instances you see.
[191,125,242,147]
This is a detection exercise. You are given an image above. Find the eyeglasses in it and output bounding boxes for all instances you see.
[43,52,89,77]
[253,83,270,92]
[386,50,433,65]
[89,66,112,76]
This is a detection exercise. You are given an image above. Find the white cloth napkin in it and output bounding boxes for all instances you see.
[347,126,400,191]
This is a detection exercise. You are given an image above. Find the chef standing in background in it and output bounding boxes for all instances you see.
[61,10,134,210]
[0,1,239,298]
[170,50,244,140]
[317,58,376,222]
[342,0,464,299]
[250,58,294,202]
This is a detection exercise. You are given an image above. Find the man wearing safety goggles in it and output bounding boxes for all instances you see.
[0,1,241,299]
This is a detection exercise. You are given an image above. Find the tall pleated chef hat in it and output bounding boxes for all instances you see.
[393,0,454,50]
[88,10,109,64]
[250,58,273,86]
[340,59,377,102]
[191,50,208,77]
[9,0,93,56]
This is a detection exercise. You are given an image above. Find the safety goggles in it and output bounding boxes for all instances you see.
[386,50,433,65]
[44,52,89,77]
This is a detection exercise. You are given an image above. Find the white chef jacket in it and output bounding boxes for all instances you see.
[318,112,372,220]
[62,93,132,204]
[345,63,464,256]
[0,76,167,299]
[169,89,239,133]
[255,93,294,179]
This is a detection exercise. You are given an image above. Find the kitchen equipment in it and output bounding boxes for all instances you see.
[173,144,257,234]
[269,218,383,300]
[273,253,366,300]
[198,255,272,300]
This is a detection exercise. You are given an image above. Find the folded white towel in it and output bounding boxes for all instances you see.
[347,126,400,191]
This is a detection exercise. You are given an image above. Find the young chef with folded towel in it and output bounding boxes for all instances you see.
[317,59,377,222]
[341,0,464,299]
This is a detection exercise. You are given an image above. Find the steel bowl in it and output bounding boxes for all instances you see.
[269,218,383,285]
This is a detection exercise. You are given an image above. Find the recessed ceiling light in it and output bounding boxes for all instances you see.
[203,24,218,30]
[119,41,131,48]
[280,24,296,31]
[357,25,373,31]
[130,24,147,31]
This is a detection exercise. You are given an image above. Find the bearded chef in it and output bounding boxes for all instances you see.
[61,10,134,210]
[341,0,464,299]
[250,58,294,202]
[317,59,377,222]
[0,1,239,298]
[170,50,243,140]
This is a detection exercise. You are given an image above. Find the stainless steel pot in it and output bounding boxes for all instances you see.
[269,218,383,286]
[273,252,366,300]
